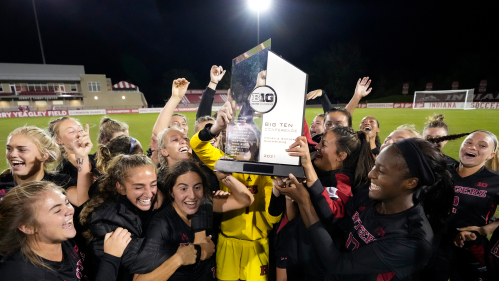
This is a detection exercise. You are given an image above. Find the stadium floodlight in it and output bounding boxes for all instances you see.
[413,89,475,110]
[248,0,271,45]
[248,0,271,12]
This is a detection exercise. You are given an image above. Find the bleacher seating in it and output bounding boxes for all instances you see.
[0,93,13,96]
[185,93,226,104]
[61,92,82,96]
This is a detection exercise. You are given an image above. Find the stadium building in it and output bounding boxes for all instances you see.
[0,63,148,112]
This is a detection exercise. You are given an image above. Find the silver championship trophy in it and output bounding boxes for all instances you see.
[215,39,308,177]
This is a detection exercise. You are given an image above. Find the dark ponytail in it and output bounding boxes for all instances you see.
[392,139,454,233]
[330,127,375,188]
[426,132,470,145]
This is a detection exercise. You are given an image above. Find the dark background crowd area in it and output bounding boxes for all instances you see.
[1,0,498,105]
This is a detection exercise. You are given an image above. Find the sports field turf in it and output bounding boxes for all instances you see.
[0,107,498,173]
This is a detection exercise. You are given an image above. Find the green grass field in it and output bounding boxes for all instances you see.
[0,108,498,173]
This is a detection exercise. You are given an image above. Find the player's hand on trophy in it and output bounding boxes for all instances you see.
[286,136,313,168]
[211,100,233,135]
[210,65,226,84]
[172,78,190,100]
[354,77,372,98]
[306,89,323,100]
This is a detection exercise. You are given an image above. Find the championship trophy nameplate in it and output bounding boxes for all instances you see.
[215,39,308,177]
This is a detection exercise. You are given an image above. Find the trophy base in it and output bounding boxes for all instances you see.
[215,159,305,178]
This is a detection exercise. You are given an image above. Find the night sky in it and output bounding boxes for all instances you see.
[1,0,497,104]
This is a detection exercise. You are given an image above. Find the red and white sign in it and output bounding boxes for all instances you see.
[356,104,367,108]
[139,108,163,113]
[0,110,68,119]
[69,109,106,116]
[367,103,393,108]
[106,109,140,114]
[473,102,499,109]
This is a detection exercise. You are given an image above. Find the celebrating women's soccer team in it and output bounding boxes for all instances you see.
[1,66,499,281]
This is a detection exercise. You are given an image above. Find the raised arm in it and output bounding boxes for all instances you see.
[307,89,333,114]
[66,123,93,206]
[151,78,190,137]
[197,65,226,119]
[213,172,254,212]
[345,77,372,115]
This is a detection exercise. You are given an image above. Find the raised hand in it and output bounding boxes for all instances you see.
[354,77,372,98]
[211,100,233,135]
[285,136,312,168]
[198,235,215,261]
[172,78,190,100]
[306,89,323,100]
[104,227,132,258]
[74,123,93,156]
[175,244,197,266]
[210,65,226,84]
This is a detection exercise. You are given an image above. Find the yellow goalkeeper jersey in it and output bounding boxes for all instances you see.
[190,132,281,241]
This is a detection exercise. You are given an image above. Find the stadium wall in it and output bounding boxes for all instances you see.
[1,103,497,119]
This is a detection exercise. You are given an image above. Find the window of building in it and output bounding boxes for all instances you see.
[52,100,64,105]
[35,101,47,106]
[0,84,3,92]
[17,101,30,106]
[88,82,101,92]
[71,84,77,92]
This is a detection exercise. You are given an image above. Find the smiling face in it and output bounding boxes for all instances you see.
[6,134,46,178]
[423,127,448,149]
[359,116,380,140]
[368,145,414,202]
[170,115,188,135]
[324,112,349,131]
[310,115,325,137]
[313,131,344,171]
[118,166,158,211]
[55,119,83,151]
[160,129,191,166]
[26,189,76,244]
[459,132,496,168]
[380,130,416,151]
[171,171,204,217]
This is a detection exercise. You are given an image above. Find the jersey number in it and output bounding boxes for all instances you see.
[345,232,360,251]
[452,196,459,214]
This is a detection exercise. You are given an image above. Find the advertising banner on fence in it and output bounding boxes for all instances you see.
[106,109,140,114]
[0,110,68,119]
[367,103,394,108]
[69,109,106,116]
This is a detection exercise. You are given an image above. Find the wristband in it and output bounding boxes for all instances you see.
[193,244,202,266]
[205,123,220,139]
[210,81,218,85]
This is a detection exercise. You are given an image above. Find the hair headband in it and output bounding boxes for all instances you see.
[394,138,435,187]
[129,136,138,154]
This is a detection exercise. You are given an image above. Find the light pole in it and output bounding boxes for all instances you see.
[248,0,271,45]
[32,0,46,64]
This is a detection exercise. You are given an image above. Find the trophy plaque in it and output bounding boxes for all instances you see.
[215,39,308,178]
